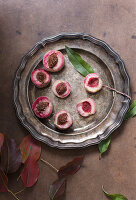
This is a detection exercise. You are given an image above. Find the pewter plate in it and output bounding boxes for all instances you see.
[13,33,130,149]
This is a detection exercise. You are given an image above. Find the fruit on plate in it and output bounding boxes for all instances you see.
[54,110,73,130]
[32,96,53,118]
[52,80,71,98]
[43,50,64,72]
[31,69,51,88]
[84,73,103,93]
[76,98,96,117]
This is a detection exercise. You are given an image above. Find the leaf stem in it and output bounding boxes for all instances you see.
[103,85,131,100]
[6,182,20,200]
[8,189,20,200]
[99,154,102,160]
[17,174,21,182]
[0,170,20,200]
[40,158,59,173]
[15,188,25,195]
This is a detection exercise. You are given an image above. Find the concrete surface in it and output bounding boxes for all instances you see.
[0,0,136,199]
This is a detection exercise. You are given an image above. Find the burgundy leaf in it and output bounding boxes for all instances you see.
[0,169,8,192]
[1,138,22,174]
[58,156,84,178]
[0,133,4,151]
[49,178,66,200]
[21,157,39,187]
[20,135,41,163]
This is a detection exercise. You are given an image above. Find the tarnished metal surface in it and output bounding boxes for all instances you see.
[14,33,130,148]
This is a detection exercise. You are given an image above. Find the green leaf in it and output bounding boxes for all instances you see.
[128,100,136,111]
[98,137,111,156]
[124,100,136,120]
[65,46,94,77]
[102,186,128,200]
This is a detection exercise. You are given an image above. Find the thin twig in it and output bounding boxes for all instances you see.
[17,174,21,182]
[40,158,59,173]
[103,85,131,100]
[8,189,20,200]
[15,188,25,195]
[0,171,20,200]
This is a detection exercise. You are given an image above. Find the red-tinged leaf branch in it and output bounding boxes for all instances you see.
[41,156,84,178]
[41,156,84,200]
[0,134,41,198]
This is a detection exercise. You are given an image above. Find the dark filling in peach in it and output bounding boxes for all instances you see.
[48,53,58,68]
[37,102,49,113]
[36,72,45,83]
[88,78,99,87]
[82,101,91,112]
[58,113,68,125]
[56,82,67,95]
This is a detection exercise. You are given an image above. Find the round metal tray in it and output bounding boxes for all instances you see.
[13,33,130,149]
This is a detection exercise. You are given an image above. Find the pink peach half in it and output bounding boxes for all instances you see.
[84,73,103,93]
[54,110,73,130]
[76,98,96,117]
[43,50,64,72]
[31,69,51,88]
[52,80,71,98]
[32,96,53,118]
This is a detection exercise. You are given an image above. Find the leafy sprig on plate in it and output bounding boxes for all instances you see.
[65,46,135,159]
